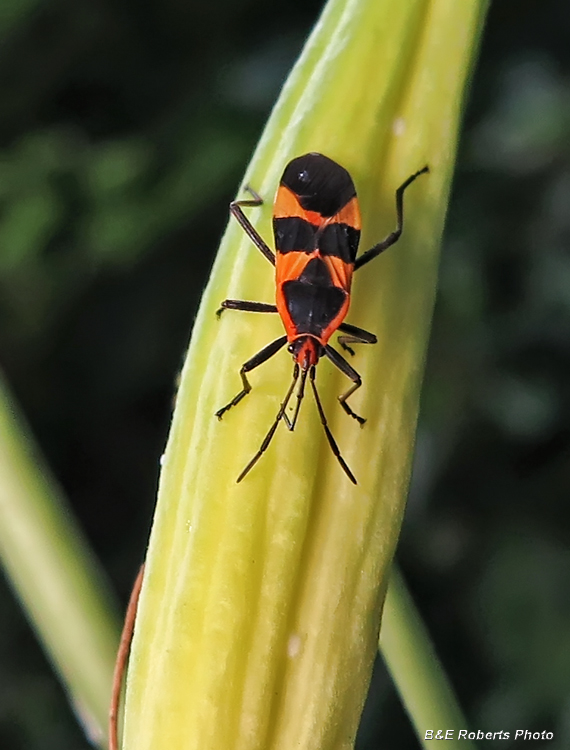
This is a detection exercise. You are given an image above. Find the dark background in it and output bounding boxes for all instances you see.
[1,1,570,748]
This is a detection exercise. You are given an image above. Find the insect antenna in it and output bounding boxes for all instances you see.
[237,364,300,483]
[284,364,309,431]
[309,366,357,484]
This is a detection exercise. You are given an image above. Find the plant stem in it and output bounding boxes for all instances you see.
[0,372,120,747]
[381,564,476,749]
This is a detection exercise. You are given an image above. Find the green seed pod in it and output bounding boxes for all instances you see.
[122,1,489,749]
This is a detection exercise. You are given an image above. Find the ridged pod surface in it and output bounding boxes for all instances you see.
[122,1,489,749]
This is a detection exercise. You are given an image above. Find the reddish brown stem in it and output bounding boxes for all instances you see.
[109,563,145,750]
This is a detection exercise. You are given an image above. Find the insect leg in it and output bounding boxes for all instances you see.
[237,364,300,483]
[354,165,429,271]
[324,345,365,425]
[337,321,377,356]
[216,300,278,318]
[309,367,356,484]
[109,563,145,750]
[230,187,276,266]
[215,335,288,419]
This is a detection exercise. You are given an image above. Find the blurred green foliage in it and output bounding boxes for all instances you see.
[1,0,570,749]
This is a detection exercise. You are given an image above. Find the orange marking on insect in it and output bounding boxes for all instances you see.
[215,152,429,484]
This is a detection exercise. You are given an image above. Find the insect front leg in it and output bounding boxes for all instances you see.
[324,344,366,425]
[215,335,287,419]
[236,364,300,483]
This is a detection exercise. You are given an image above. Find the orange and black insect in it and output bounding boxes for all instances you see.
[217,152,428,484]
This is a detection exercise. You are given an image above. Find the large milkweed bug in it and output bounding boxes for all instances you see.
[217,152,428,484]
[108,155,428,750]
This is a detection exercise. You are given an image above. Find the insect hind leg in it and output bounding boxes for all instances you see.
[230,187,276,266]
[354,165,429,271]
